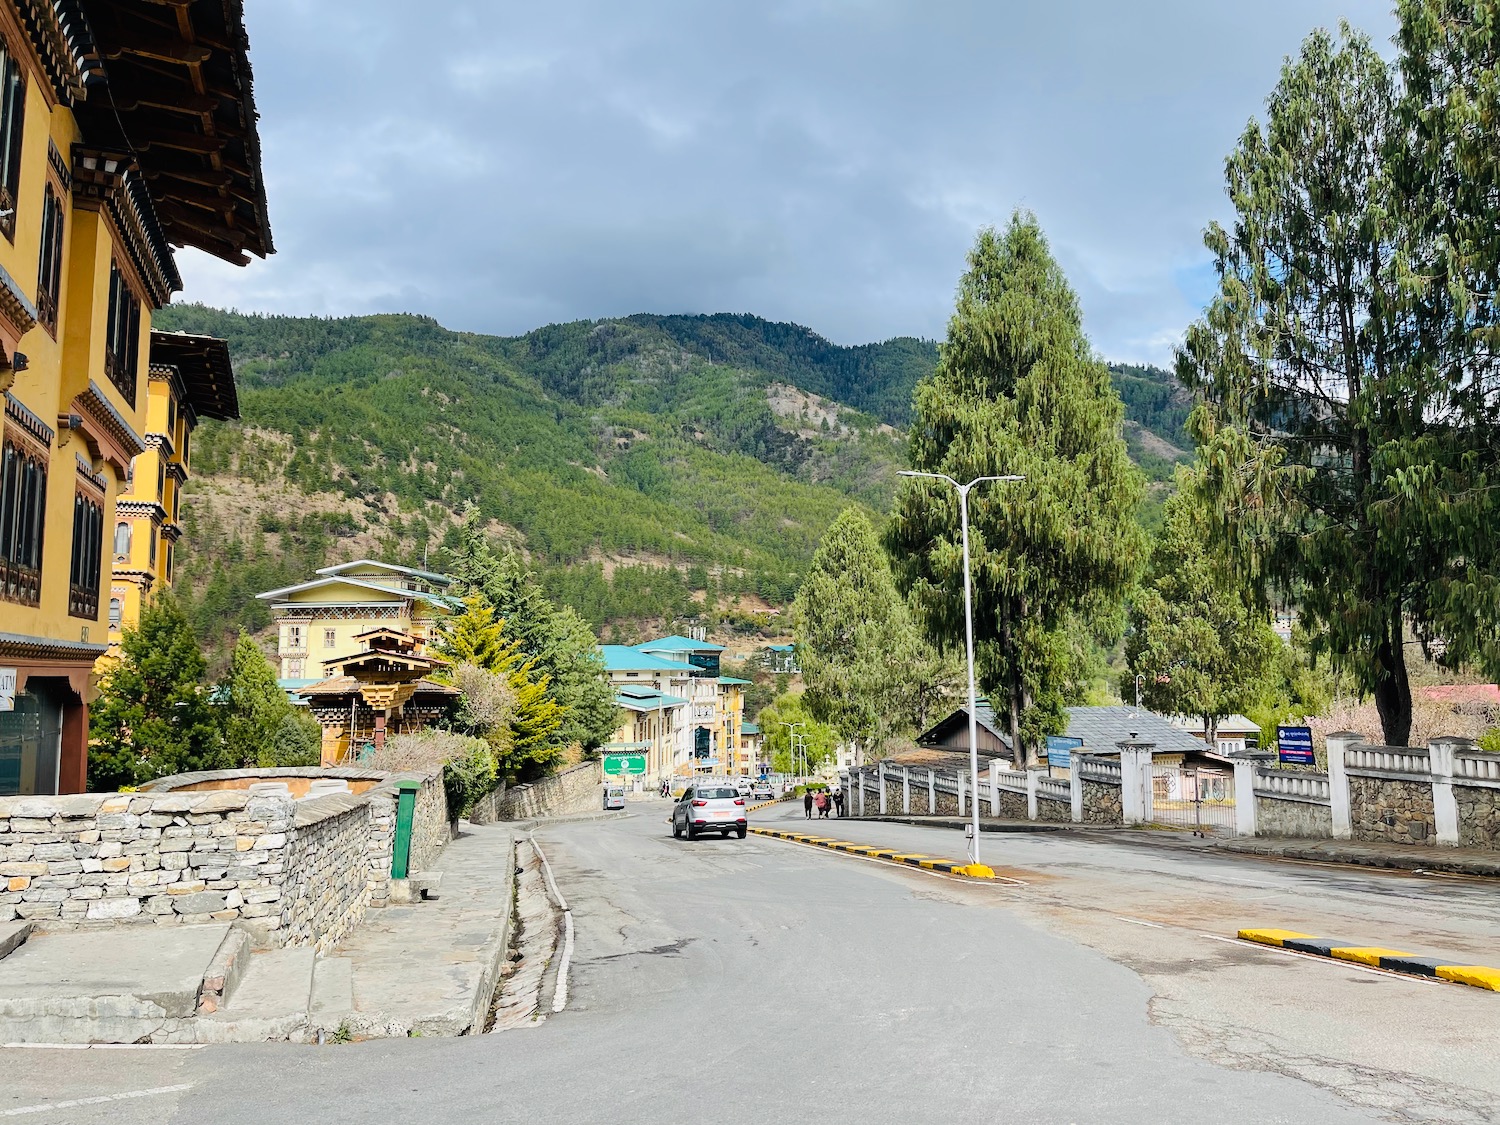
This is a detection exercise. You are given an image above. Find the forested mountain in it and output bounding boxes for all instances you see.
[154,306,1188,656]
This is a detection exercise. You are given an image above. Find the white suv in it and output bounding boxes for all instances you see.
[672,786,748,840]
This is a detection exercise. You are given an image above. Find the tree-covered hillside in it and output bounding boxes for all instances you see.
[154,306,1189,656]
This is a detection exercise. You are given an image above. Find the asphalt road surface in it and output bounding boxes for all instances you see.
[5,801,1498,1124]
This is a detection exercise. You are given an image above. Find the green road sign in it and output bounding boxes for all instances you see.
[603,753,647,776]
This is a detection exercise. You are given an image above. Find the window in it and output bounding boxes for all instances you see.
[0,42,24,242]
[167,397,177,442]
[68,492,102,619]
[148,524,157,568]
[104,262,141,402]
[285,625,304,652]
[108,597,121,628]
[0,438,46,606]
[323,628,337,649]
[286,659,304,679]
[113,520,131,560]
[180,429,189,470]
[164,543,172,582]
[155,457,164,502]
[36,185,64,332]
[171,486,179,523]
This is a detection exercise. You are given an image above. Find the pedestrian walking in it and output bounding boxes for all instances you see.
[803,789,814,819]
[833,788,844,818]
[816,790,830,819]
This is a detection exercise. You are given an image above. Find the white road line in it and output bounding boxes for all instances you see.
[1115,916,1165,928]
[1197,935,1448,984]
[1,1084,192,1117]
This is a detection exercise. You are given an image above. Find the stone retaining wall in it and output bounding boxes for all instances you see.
[1255,795,1333,839]
[474,761,601,822]
[1036,794,1071,823]
[999,790,1028,820]
[1348,775,1436,846]
[1081,780,1122,826]
[1457,786,1500,849]
[0,770,447,948]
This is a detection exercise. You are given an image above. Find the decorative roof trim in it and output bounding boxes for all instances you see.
[71,378,145,476]
[4,390,54,446]
[116,498,163,520]
[0,630,109,661]
[71,145,180,305]
[15,0,91,105]
[75,451,106,493]
[0,258,39,343]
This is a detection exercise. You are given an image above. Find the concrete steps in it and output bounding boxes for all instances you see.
[198,947,315,1044]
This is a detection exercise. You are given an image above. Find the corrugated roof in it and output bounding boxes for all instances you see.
[1063,706,1206,756]
[637,635,725,653]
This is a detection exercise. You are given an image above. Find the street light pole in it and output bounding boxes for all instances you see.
[778,720,805,782]
[898,470,1025,867]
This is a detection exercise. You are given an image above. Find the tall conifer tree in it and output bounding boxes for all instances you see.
[887,216,1143,766]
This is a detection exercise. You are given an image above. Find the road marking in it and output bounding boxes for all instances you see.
[1201,935,1448,984]
[1,1084,192,1117]
[1115,916,1165,929]
[752,827,1028,885]
[1237,927,1500,990]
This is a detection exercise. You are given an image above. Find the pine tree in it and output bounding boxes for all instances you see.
[1125,470,1280,743]
[795,507,955,762]
[440,594,511,670]
[220,630,299,768]
[1179,25,1500,745]
[887,215,1145,765]
[89,594,226,790]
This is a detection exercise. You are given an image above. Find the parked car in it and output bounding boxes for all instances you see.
[672,786,748,839]
[750,781,776,801]
[603,785,625,811]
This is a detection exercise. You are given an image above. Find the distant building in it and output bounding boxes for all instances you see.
[1169,713,1261,755]
[255,561,460,682]
[765,643,800,675]
[598,635,749,778]
[916,703,1229,768]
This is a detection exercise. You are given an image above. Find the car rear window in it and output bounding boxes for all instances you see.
[697,788,738,799]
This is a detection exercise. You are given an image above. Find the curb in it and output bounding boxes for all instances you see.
[1239,928,1500,992]
[750,827,996,879]
[846,815,1066,834]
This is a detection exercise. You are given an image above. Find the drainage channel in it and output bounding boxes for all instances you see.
[485,836,565,1032]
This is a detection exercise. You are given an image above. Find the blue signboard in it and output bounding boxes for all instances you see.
[1045,736,1083,768]
[1277,725,1315,765]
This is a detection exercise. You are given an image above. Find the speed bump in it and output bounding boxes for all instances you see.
[1238,929,1500,991]
[750,827,996,879]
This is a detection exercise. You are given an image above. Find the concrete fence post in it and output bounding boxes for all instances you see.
[1428,737,1466,847]
[902,765,911,814]
[1070,760,1084,822]
[1025,768,1039,820]
[878,760,888,815]
[1117,740,1155,826]
[1326,731,1359,840]
[1228,753,1267,838]
[927,769,936,815]
[857,769,866,817]
[957,771,966,818]
[988,759,1001,816]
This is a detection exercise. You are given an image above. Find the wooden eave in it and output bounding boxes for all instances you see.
[75,0,273,264]
[148,330,238,421]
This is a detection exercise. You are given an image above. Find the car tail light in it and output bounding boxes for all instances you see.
[733,798,745,805]
[692,799,707,807]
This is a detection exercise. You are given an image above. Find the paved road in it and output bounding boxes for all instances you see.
[4,802,1497,1124]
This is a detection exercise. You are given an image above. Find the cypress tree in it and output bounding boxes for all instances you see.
[220,630,299,768]
[886,215,1144,765]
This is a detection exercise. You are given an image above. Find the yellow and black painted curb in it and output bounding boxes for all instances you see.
[750,826,996,879]
[1239,928,1500,992]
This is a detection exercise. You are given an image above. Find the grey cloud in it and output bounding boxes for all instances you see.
[177,0,1396,364]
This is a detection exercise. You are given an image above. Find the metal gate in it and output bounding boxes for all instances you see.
[1150,764,1235,835]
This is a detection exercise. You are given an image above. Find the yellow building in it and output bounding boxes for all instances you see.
[601,636,749,777]
[0,0,271,795]
[108,331,237,644]
[255,562,461,684]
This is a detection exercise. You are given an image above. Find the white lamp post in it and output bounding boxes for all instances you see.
[778,720,805,781]
[898,470,1025,866]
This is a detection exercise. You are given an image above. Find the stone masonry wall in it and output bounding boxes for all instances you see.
[280,795,377,953]
[999,790,1028,820]
[1081,780,1123,826]
[1456,785,1500,849]
[0,791,294,929]
[1036,795,1071,823]
[1255,796,1333,839]
[410,774,451,874]
[477,761,603,822]
[1349,775,1436,846]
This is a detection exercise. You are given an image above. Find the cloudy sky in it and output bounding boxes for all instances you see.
[180,0,1396,365]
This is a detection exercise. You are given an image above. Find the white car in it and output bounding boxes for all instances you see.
[672,786,748,840]
[735,777,753,796]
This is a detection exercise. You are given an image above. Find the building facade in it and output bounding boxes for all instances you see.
[108,331,236,645]
[0,0,271,795]
[601,636,749,777]
[256,561,459,684]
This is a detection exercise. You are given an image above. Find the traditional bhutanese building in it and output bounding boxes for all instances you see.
[107,330,237,645]
[255,561,461,685]
[599,636,749,778]
[0,0,271,796]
